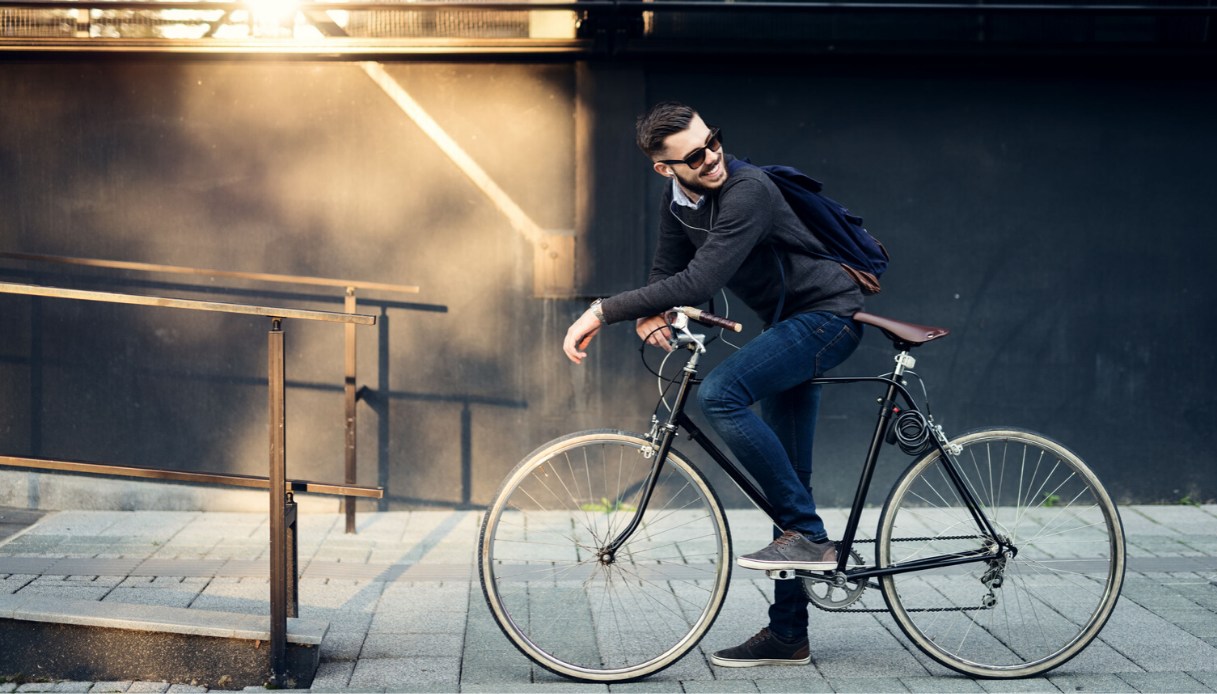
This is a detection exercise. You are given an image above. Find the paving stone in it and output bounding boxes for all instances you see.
[900,675,985,693]
[319,630,366,662]
[88,683,133,693]
[462,685,608,693]
[645,655,713,682]
[1116,672,1211,693]
[65,575,124,587]
[103,587,198,608]
[0,575,37,594]
[361,632,462,659]
[457,645,533,685]
[125,683,170,693]
[608,681,688,693]
[5,507,1217,694]
[811,647,929,679]
[753,678,833,693]
[679,680,759,693]
[1056,639,1139,673]
[368,608,466,634]
[306,660,353,692]
[976,679,1060,692]
[827,676,909,692]
[15,585,113,601]
[165,686,207,694]
[1047,673,1136,692]
[348,657,459,690]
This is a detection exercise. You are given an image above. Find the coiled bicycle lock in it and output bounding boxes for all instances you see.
[886,407,934,456]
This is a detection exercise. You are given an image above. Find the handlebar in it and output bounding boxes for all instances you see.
[673,306,743,333]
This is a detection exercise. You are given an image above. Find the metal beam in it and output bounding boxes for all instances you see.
[0,455,384,498]
[0,282,376,325]
[0,252,419,295]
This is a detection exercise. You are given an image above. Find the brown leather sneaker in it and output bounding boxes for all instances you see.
[710,627,811,667]
[737,530,838,571]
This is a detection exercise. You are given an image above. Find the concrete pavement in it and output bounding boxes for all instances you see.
[0,504,1214,693]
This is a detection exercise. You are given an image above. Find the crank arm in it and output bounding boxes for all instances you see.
[766,568,837,581]
[767,568,883,592]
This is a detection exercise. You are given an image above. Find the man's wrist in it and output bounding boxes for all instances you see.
[589,298,607,324]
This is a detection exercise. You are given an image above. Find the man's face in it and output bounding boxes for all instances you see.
[652,114,726,198]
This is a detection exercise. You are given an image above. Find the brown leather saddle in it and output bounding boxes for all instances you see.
[853,312,950,350]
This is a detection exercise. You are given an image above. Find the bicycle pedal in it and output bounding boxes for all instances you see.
[766,569,798,580]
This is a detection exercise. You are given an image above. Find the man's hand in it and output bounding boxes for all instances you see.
[636,314,675,352]
[563,309,603,364]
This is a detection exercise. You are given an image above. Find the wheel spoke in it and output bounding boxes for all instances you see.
[879,429,1124,679]
[480,432,731,682]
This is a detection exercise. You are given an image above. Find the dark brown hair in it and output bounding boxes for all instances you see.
[635,101,697,158]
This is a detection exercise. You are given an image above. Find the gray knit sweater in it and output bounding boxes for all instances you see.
[600,156,864,326]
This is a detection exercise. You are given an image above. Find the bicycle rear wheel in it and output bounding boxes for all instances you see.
[479,430,732,682]
[877,428,1125,678]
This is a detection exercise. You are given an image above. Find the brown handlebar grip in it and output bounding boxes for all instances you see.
[676,307,743,333]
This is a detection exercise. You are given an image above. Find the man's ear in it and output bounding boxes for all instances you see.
[652,161,673,178]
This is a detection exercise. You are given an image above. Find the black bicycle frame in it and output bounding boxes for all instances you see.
[605,344,1008,581]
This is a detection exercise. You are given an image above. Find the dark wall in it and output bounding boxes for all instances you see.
[1,56,1214,509]
[641,59,1217,506]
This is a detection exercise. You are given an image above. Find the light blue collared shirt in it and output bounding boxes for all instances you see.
[671,179,706,210]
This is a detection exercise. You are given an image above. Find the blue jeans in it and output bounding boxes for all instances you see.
[697,311,861,641]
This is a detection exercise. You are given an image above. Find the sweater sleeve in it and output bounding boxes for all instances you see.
[600,177,773,324]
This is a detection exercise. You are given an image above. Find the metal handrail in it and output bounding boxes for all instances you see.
[0,454,383,498]
[0,281,376,324]
[0,251,418,533]
[0,252,419,295]
[0,279,378,686]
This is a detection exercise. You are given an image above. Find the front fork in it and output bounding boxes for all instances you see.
[603,341,704,559]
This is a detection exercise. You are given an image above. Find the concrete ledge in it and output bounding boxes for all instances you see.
[0,595,326,689]
[0,470,351,514]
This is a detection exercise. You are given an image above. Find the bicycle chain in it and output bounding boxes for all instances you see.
[805,535,993,614]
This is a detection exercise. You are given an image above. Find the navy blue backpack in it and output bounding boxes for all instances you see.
[728,158,888,295]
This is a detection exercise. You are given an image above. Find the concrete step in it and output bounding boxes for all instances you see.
[0,593,326,690]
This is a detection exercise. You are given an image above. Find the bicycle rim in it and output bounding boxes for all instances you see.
[878,428,1125,678]
[479,430,732,682]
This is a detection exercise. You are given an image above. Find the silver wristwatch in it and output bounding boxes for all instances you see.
[589,298,607,324]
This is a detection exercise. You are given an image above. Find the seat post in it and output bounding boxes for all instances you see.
[892,350,916,378]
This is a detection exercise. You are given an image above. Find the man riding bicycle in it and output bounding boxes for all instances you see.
[562,101,866,667]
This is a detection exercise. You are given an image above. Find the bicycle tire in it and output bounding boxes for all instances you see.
[479,429,732,682]
[877,427,1125,678]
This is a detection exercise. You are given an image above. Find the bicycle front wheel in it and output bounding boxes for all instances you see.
[479,430,732,682]
[877,428,1125,678]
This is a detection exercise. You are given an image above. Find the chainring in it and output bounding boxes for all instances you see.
[800,547,868,610]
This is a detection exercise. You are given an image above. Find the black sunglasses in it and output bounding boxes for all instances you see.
[659,128,723,169]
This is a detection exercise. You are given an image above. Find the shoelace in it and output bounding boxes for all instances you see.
[771,530,803,547]
[746,629,774,647]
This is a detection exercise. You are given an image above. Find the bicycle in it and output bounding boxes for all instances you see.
[478,307,1125,682]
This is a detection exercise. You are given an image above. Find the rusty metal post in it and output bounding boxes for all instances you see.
[343,287,358,534]
[268,318,288,686]
[286,491,299,618]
